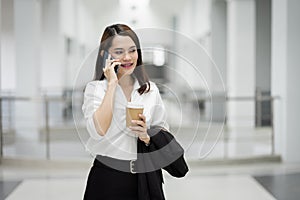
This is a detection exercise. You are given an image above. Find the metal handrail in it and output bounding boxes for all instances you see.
[0,95,81,160]
[0,94,280,102]
[0,94,280,160]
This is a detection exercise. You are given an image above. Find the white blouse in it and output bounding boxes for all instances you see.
[82,78,169,160]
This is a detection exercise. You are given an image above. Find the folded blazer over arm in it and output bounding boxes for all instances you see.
[137,126,189,176]
[137,126,189,200]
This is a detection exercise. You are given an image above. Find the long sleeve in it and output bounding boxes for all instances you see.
[82,81,106,140]
[150,85,169,131]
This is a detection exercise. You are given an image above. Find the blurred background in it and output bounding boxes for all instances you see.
[0,0,300,199]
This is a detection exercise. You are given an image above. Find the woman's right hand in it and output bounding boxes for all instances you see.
[103,54,121,84]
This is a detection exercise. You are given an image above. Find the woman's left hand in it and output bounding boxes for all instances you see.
[129,114,150,145]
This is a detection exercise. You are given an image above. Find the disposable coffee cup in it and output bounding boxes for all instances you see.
[126,102,144,127]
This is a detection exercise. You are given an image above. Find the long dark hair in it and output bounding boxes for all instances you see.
[93,24,150,95]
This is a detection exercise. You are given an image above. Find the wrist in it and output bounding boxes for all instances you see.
[108,80,118,87]
[144,137,150,146]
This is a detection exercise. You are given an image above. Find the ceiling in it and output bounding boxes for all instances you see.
[82,0,188,20]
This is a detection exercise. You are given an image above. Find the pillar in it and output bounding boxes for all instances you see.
[0,0,3,160]
[226,0,256,127]
[272,0,300,163]
[14,0,41,139]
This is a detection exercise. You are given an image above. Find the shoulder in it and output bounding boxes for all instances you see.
[149,81,159,92]
[86,80,107,88]
[85,80,107,93]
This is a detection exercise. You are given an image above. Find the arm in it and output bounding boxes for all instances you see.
[130,83,168,145]
[93,57,121,136]
[93,81,117,136]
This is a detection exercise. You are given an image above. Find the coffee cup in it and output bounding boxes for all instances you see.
[126,102,144,127]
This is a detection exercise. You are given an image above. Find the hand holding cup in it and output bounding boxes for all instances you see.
[126,103,150,145]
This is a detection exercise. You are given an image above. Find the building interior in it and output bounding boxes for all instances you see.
[1,0,300,199]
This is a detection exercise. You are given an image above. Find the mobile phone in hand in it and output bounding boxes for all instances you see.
[102,51,119,74]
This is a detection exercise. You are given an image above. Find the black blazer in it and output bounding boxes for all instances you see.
[137,126,189,200]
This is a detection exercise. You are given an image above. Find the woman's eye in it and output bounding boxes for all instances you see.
[114,51,123,55]
[130,49,137,53]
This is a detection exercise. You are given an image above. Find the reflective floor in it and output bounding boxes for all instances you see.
[1,159,300,200]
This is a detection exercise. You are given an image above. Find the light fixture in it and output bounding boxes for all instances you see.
[119,0,150,9]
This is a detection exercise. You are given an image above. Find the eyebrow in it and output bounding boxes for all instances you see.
[113,46,137,50]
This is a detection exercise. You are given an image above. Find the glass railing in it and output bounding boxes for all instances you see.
[0,91,280,161]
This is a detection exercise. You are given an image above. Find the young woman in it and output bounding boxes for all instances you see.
[82,24,169,200]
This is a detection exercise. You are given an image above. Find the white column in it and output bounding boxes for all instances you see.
[14,0,41,137]
[0,0,1,57]
[1,0,16,90]
[40,0,64,91]
[271,0,287,159]
[255,0,271,92]
[211,0,227,89]
[226,0,256,127]
[59,0,80,89]
[210,0,227,123]
[272,0,300,163]
[0,0,2,159]
[285,0,300,163]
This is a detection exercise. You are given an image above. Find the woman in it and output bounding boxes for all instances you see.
[82,24,169,200]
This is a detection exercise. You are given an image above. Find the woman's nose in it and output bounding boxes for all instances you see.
[123,52,131,60]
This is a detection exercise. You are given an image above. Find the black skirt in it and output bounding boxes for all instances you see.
[83,157,138,200]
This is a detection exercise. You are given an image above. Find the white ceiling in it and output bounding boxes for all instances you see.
[82,0,188,20]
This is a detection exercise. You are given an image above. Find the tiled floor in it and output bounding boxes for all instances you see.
[1,159,300,200]
[4,176,276,200]
[5,179,85,200]
[254,173,300,200]
[0,181,22,200]
[164,175,275,200]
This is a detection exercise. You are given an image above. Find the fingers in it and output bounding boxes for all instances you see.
[129,125,145,132]
[110,61,121,72]
[129,127,149,139]
[129,114,146,130]
[131,120,145,128]
[103,60,121,79]
[129,114,150,144]
[139,114,146,122]
[105,54,112,68]
[134,132,150,140]
[103,60,121,71]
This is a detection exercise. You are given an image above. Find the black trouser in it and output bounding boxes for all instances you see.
[83,158,138,200]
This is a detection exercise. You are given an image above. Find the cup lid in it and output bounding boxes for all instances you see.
[127,102,144,109]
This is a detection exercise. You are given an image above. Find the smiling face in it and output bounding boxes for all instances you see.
[109,35,138,77]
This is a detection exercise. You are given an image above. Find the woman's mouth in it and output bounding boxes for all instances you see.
[121,63,134,69]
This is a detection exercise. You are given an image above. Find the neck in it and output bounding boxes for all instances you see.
[118,75,134,88]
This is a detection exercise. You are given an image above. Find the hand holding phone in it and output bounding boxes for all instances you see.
[103,51,119,74]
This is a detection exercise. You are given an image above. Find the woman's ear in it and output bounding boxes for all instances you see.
[100,50,104,57]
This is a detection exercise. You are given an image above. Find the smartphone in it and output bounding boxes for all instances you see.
[102,50,119,74]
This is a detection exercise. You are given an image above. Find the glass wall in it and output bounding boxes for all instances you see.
[0,0,278,162]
